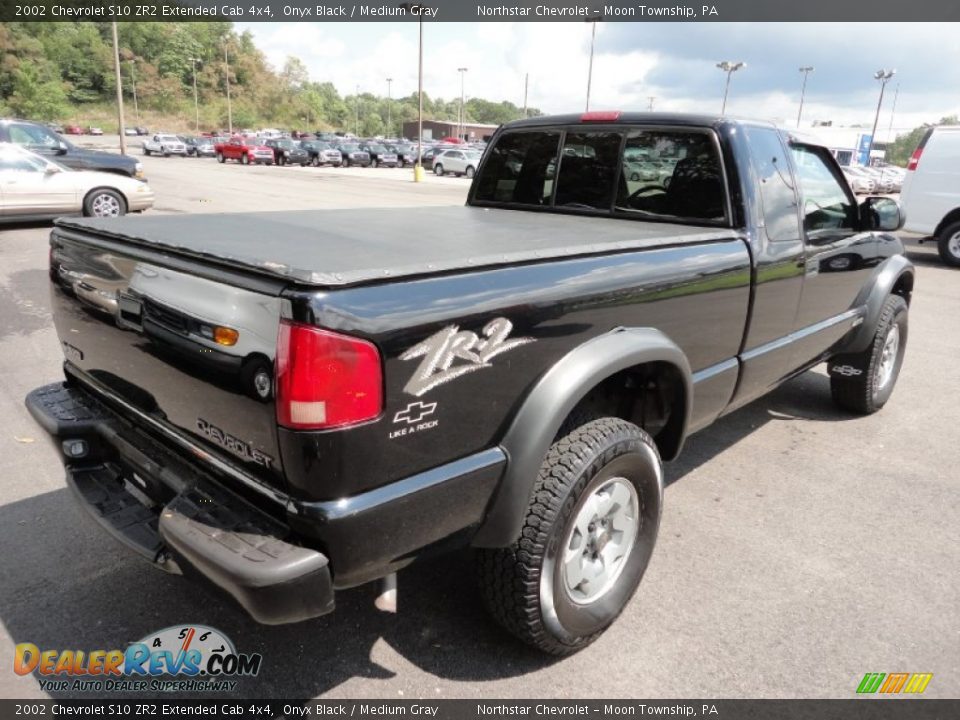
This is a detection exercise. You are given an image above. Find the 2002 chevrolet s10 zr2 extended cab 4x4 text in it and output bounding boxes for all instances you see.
[27,112,913,654]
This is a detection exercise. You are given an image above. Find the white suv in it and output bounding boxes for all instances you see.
[900,125,960,266]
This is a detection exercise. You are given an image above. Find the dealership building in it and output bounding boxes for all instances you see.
[402,120,501,142]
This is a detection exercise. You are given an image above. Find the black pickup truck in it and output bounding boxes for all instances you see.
[27,112,913,655]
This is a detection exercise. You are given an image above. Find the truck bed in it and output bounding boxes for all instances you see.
[56,207,739,287]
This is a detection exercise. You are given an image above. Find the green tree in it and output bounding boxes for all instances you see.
[886,115,959,166]
[8,62,70,120]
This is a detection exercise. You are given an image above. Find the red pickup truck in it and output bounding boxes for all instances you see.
[214,136,274,166]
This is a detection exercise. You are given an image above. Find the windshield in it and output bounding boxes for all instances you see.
[159,135,180,142]
[0,147,69,173]
[275,139,295,149]
[341,144,360,152]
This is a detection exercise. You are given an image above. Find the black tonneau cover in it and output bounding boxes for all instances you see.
[56,207,738,287]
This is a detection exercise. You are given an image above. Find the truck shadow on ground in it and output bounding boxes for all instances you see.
[0,369,857,698]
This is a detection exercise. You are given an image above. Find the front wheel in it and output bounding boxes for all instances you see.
[240,154,250,165]
[83,189,127,218]
[434,164,444,176]
[829,294,908,414]
[143,148,151,156]
[937,221,960,267]
[216,152,225,163]
[311,156,320,167]
[466,166,476,178]
[477,417,663,655]
[371,158,378,168]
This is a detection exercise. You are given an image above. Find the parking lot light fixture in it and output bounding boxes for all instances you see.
[585,20,598,111]
[223,40,233,134]
[797,66,814,128]
[386,78,393,138]
[191,58,201,133]
[111,21,127,154]
[867,69,896,166]
[716,60,745,115]
[458,67,468,141]
[399,2,430,181]
[355,85,360,137]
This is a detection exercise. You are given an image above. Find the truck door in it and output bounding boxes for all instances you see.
[727,126,806,409]
[787,143,877,366]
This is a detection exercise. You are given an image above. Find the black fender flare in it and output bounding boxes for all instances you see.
[841,254,914,355]
[472,327,692,548]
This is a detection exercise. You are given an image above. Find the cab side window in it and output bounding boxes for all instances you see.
[790,145,857,236]
[743,127,800,243]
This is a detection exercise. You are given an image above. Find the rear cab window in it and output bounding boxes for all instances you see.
[472,124,728,225]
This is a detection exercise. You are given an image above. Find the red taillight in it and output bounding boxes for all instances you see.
[581,110,622,123]
[907,147,922,171]
[275,321,383,430]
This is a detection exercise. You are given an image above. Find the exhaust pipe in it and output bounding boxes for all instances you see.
[374,573,397,613]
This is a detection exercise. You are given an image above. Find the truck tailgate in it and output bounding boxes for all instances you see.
[49,228,289,493]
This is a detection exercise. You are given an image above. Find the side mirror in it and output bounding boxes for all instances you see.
[56,141,68,155]
[861,196,904,232]
[44,164,62,175]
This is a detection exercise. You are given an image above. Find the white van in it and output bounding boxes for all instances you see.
[900,125,960,266]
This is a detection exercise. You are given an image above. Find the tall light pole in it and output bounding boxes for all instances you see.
[647,96,655,111]
[585,21,598,111]
[223,40,233,134]
[399,3,428,180]
[880,82,900,184]
[111,21,127,154]
[797,66,814,128]
[457,67,468,141]
[867,69,896,167]
[716,61,745,115]
[355,85,360,136]
[128,60,140,125]
[522,73,528,119]
[190,57,201,133]
[386,77,393,138]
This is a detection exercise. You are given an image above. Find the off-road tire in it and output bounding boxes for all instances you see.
[477,417,663,655]
[937,221,960,267]
[829,294,908,414]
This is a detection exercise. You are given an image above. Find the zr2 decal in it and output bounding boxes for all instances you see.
[400,317,534,397]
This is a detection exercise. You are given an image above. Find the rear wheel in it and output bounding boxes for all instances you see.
[829,294,908,414]
[477,417,663,655]
[434,163,444,176]
[143,148,151,156]
[937,221,960,267]
[466,166,476,178]
[311,156,320,167]
[371,158,379,168]
[83,189,127,218]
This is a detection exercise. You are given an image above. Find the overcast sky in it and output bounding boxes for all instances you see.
[238,22,960,134]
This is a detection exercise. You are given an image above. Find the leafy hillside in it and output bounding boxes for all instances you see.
[0,22,539,134]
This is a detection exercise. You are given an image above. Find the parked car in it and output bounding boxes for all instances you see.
[182,136,216,158]
[123,127,138,137]
[46,123,65,134]
[264,138,310,166]
[432,148,483,178]
[86,127,103,136]
[0,118,144,179]
[842,167,875,195]
[214,136,274,165]
[359,142,398,168]
[418,145,457,171]
[900,124,960,265]
[336,143,371,168]
[387,143,417,168]
[0,143,153,222]
[300,140,342,167]
[25,112,912,656]
[64,125,83,136]
[142,133,187,157]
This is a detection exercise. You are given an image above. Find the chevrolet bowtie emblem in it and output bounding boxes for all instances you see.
[393,401,438,425]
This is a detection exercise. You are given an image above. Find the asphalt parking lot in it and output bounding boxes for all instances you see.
[1,144,958,700]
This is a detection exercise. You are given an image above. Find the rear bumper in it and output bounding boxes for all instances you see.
[26,376,506,610]
[25,382,334,625]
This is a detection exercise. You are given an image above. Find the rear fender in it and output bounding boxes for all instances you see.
[472,327,692,548]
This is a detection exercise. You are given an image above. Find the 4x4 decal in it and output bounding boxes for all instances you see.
[400,317,534,397]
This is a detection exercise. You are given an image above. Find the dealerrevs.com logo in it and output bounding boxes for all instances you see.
[14,625,262,693]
